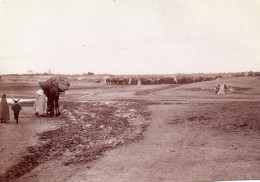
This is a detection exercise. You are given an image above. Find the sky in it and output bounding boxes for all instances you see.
[0,0,260,75]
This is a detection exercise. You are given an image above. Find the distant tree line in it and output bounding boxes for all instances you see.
[232,71,260,77]
[105,75,215,85]
[83,72,95,76]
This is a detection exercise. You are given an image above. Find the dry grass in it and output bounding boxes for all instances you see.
[180,101,260,131]
[135,84,183,95]
[0,100,151,182]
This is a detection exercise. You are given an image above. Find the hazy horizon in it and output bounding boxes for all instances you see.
[1,0,260,75]
[0,71,257,76]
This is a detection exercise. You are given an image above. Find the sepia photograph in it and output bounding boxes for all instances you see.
[0,0,260,181]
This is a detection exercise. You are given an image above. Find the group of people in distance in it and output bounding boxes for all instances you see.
[0,90,48,124]
[215,84,233,94]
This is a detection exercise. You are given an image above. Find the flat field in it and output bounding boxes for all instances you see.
[0,76,259,182]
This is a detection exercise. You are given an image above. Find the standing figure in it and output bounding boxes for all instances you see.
[137,79,142,88]
[11,99,22,124]
[33,90,48,116]
[224,84,228,92]
[0,94,10,123]
[215,85,220,93]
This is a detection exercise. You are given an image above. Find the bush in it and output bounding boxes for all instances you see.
[254,72,260,76]
[83,72,95,76]
[177,76,194,84]
[204,77,214,81]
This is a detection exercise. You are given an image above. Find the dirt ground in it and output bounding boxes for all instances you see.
[0,76,260,181]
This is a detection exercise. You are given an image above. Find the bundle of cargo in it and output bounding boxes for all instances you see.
[39,78,57,90]
[39,77,70,92]
[57,79,70,92]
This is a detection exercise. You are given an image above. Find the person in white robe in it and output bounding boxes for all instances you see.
[33,90,47,116]
[137,79,142,88]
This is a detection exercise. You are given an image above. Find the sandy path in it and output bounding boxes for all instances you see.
[0,107,65,175]
[63,103,259,182]
[18,104,187,182]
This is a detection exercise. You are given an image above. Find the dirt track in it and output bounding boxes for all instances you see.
[65,103,259,182]
[0,107,66,175]
[3,99,259,182]
[1,77,260,181]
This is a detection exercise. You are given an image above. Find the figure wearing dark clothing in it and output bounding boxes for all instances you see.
[0,94,10,123]
[11,99,22,124]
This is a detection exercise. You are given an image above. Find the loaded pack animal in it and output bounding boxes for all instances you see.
[40,78,70,117]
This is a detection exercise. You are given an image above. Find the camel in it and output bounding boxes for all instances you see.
[46,84,60,117]
[40,78,70,117]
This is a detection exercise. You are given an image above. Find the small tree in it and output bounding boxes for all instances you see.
[247,71,254,77]
[87,72,95,75]
[83,72,95,76]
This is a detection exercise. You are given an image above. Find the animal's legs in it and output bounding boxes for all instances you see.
[55,99,60,117]
[49,99,54,117]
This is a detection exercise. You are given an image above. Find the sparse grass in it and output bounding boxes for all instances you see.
[0,100,151,182]
[135,84,183,95]
[182,101,260,131]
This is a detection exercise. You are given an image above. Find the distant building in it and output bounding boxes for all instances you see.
[27,69,34,74]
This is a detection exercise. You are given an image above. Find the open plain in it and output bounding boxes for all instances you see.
[0,75,259,182]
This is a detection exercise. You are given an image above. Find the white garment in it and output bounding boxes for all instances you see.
[33,94,47,116]
[137,80,141,88]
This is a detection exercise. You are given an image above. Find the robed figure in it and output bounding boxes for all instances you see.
[0,94,10,123]
[33,90,48,116]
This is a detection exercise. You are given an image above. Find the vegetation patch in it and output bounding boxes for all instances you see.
[232,87,253,94]
[135,84,183,95]
[183,101,260,131]
[0,100,151,182]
